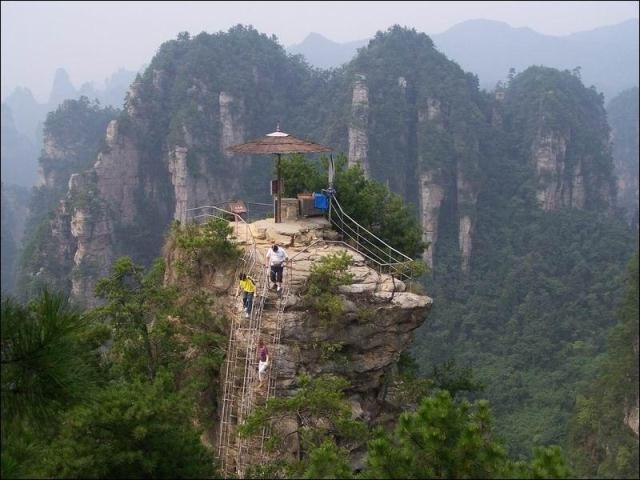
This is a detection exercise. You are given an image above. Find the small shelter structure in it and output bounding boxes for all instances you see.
[227,126,332,223]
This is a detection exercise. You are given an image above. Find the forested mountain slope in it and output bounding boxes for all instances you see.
[567,253,639,478]
[14,26,637,470]
[412,65,636,457]
[607,87,639,227]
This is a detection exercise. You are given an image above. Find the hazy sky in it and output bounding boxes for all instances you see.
[2,1,638,102]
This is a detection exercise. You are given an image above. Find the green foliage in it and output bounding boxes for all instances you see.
[361,390,570,479]
[503,66,614,211]
[303,440,353,479]
[238,367,569,478]
[277,153,426,261]
[392,352,435,406]
[170,218,242,277]
[429,359,486,398]
[3,256,227,477]
[304,252,354,326]
[363,391,508,478]
[16,97,118,299]
[0,290,103,478]
[279,153,326,197]
[239,374,367,476]
[307,251,354,295]
[1,290,96,430]
[607,87,639,226]
[93,257,178,380]
[333,158,426,260]
[39,370,214,479]
[567,252,639,478]
[414,65,636,459]
[92,257,227,421]
[511,445,572,479]
[415,203,635,457]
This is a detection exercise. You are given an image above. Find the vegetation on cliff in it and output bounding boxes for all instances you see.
[16,97,118,299]
[240,374,570,478]
[2,254,228,477]
[280,153,426,259]
[567,253,639,478]
[8,24,636,477]
[607,87,639,226]
[502,66,615,210]
[413,65,637,459]
[1,183,29,294]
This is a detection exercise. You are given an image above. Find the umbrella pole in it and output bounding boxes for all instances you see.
[277,153,282,223]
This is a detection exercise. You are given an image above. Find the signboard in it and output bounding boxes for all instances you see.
[227,200,247,215]
[270,179,284,195]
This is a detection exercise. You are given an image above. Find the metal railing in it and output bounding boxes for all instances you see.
[186,197,416,475]
[186,205,270,477]
[187,205,293,477]
[327,196,416,281]
[233,258,293,476]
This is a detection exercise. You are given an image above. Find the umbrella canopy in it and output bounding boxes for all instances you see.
[227,126,332,223]
[227,127,332,155]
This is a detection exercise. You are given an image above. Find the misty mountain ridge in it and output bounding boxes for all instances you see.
[288,32,368,69]
[1,66,138,187]
[287,18,639,99]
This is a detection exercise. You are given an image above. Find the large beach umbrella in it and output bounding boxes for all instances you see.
[227,126,332,223]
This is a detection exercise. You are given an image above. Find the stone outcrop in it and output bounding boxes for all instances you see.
[416,93,482,274]
[170,217,432,468]
[168,146,190,223]
[607,88,639,226]
[37,134,67,189]
[348,75,370,176]
[219,91,245,157]
[418,97,441,123]
[418,171,444,270]
[529,128,614,211]
[32,75,256,304]
[251,220,430,425]
[457,164,479,273]
[624,334,640,437]
[67,173,115,306]
[531,130,573,210]
[94,120,140,225]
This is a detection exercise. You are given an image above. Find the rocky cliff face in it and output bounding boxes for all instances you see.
[164,217,432,468]
[67,173,115,305]
[348,75,370,176]
[624,334,640,437]
[607,87,639,226]
[456,163,479,274]
[504,66,616,215]
[16,98,117,299]
[21,29,622,305]
[530,130,590,210]
[26,28,339,304]
[1,184,30,293]
[418,171,444,270]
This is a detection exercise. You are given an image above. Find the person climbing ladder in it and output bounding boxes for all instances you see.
[266,243,288,294]
[237,273,256,319]
[257,338,270,388]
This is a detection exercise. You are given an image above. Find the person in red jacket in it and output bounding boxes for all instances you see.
[258,338,270,387]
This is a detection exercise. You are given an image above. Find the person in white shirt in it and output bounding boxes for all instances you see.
[265,243,288,292]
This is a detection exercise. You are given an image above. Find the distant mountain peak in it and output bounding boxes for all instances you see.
[306,32,329,40]
[48,67,77,107]
[288,33,368,68]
